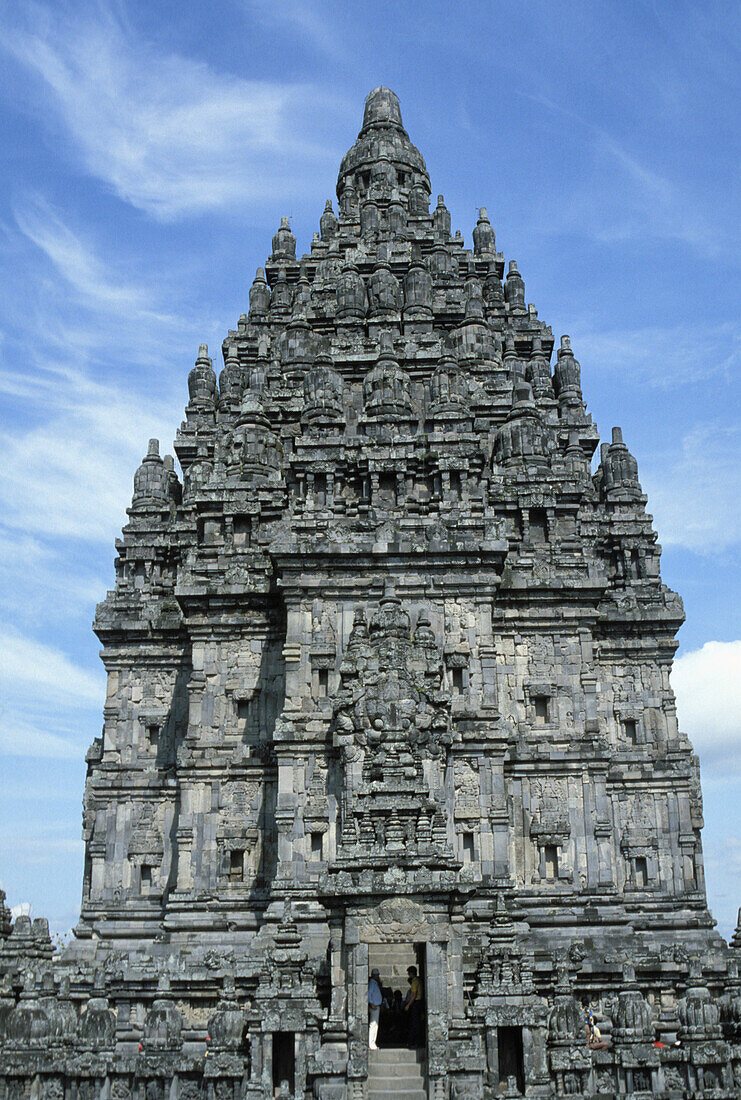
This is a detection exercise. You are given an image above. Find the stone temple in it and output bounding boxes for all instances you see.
[1,86,740,1100]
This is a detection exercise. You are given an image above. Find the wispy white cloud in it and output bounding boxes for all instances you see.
[572,321,740,390]
[0,818,83,861]
[0,361,182,542]
[589,136,731,258]
[0,528,104,628]
[642,423,741,554]
[672,640,741,777]
[0,626,102,763]
[246,0,352,63]
[13,196,183,331]
[4,2,348,219]
[15,196,151,312]
[0,718,82,759]
[515,90,736,261]
[0,193,209,415]
[0,628,103,705]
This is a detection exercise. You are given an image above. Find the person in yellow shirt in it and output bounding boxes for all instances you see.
[404,965,424,1048]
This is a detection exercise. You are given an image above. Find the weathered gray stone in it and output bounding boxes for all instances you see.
[1,85,739,1099]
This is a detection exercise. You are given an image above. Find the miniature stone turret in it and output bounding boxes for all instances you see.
[233,384,283,485]
[433,194,451,239]
[271,215,295,261]
[336,260,367,319]
[78,974,115,1050]
[143,976,182,1051]
[553,334,582,405]
[504,259,526,309]
[493,380,551,466]
[132,439,169,505]
[360,197,380,240]
[187,342,217,410]
[218,343,245,410]
[473,206,495,256]
[319,199,338,241]
[248,266,270,318]
[5,972,49,1048]
[612,963,654,1042]
[428,354,472,420]
[526,334,554,398]
[279,297,316,381]
[502,332,522,382]
[403,250,433,324]
[270,267,293,314]
[362,332,413,421]
[207,977,245,1053]
[732,906,741,949]
[408,180,430,216]
[601,426,643,498]
[338,179,358,219]
[367,256,402,316]
[678,957,723,1041]
[302,352,345,428]
[0,978,14,1042]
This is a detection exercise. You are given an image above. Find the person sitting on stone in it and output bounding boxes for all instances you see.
[584,1007,610,1050]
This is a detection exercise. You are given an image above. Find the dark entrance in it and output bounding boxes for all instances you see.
[368,942,427,1049]
[497,1026,525,1094]
[272,1031,295,1094]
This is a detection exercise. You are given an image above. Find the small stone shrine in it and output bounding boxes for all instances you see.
[2,87,740,1099]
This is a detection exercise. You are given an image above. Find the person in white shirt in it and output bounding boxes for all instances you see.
[368,968,384,1049]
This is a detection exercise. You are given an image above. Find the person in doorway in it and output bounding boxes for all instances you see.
[404,965,424,1048]
[368,968,383,1050]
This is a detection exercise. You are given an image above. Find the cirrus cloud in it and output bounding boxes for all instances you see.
[4,2,349,220]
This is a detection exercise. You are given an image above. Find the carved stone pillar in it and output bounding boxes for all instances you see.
[346,942,368,1092]
[426,940,449,1098]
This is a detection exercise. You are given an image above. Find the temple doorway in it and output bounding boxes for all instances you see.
[497,1026,525,1094]
[369,942,426,1049]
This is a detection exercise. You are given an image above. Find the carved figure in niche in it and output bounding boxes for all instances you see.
[624,794,655,832]
[531,776,568,809]
[128,802,165,871]
[450,1080,479,1100]
[223,781,259,817]
[595,1070,614,1092]
[368,262,402,313]
[454,761,479,815]
[332,592,451,762]
[632,1068,651,1091]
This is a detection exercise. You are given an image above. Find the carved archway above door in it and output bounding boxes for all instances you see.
[350,898,450,943]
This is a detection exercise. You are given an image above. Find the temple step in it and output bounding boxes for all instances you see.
[368,1048,426,1100]
[368,1093,426,1100]
[369,942,420,985]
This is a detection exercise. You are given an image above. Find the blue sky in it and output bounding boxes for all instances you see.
[0,0,739,940]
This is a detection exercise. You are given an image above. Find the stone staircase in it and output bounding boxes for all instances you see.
[368,1048,427,1100]
[369,942,419,991]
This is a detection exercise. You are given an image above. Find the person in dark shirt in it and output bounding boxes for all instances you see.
[404,966,424,1048]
